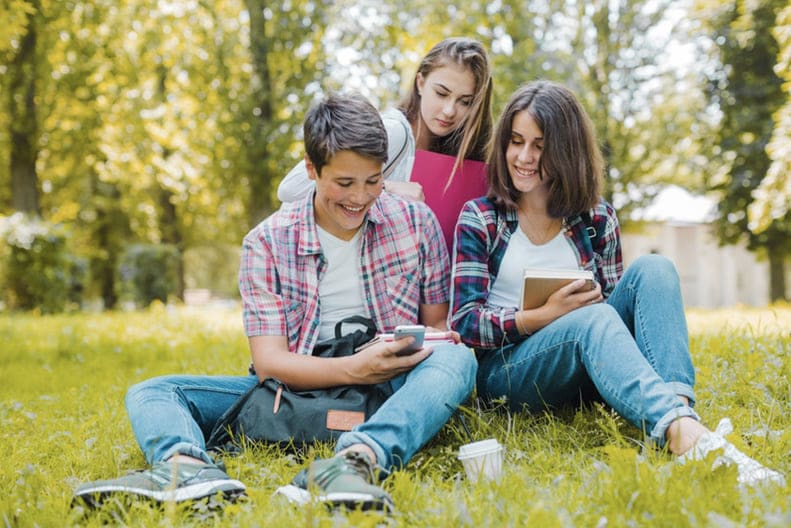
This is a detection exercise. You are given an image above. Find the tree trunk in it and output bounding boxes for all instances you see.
[8,6,40,215]
[92,180,129,310]
[159,187,185,301]
[767,244,787,303]
[154,65,185,302]
[95,203,119,310]
[245,0,275,228]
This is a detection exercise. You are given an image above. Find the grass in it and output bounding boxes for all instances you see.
[1,303,789,527]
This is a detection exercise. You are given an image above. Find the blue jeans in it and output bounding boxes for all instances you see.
[126,343,476,470]
[476,255,698,447]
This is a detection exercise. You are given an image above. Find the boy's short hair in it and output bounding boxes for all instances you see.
[304,92,388,176]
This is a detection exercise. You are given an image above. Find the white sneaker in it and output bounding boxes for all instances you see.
[680,418,786,488]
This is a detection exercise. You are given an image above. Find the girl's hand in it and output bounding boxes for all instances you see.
[384,180,425,202]
[549,279,603,311]
[423,327,462,343]
[515,280,603,335]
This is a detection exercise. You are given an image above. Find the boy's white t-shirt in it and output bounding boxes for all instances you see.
[315,225,367,341]
[487,227,579,309]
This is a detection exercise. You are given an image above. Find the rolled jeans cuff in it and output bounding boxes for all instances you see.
[650,405,700,448]
[666,382,696,407]
[161,442,214,465]
[335,431,391,479]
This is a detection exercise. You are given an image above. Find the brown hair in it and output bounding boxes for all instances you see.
[399,37,493,184]
[487,81,602,217]
[304,92,388,176]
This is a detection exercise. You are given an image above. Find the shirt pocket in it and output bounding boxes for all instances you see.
[384,270,421,323]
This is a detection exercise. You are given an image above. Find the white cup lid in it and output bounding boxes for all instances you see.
[458,438,502,458]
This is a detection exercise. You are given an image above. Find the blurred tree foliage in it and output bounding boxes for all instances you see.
[698,0,789,302]
[1,0,329,308]
[749,4,791,236]
[305,0,717,222]
[1,0,789,308]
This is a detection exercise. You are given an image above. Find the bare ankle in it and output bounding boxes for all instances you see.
[666,417,709,456]
[338,444,377,466]
[167,454,207,466]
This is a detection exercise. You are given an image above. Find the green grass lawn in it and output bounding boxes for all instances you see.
[1,304,789,527]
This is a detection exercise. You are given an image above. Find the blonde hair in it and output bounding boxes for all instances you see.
[399,37,493,187]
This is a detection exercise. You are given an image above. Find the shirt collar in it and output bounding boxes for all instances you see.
[295,191,386,255]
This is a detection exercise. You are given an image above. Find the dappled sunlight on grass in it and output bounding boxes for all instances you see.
[686,303,791,335]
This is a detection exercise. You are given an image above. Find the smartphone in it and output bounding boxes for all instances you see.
[393,324,425,356]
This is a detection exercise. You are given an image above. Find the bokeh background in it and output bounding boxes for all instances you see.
[1,0,788,312]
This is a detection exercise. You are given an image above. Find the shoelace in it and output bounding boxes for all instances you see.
[343,452,376,482]
[714,417,733,436]
[312,453,374,489]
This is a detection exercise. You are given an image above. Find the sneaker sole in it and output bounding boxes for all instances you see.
[274,484,393,512]
[73,479,247,508]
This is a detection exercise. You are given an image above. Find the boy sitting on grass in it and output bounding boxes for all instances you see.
[73,92,476,512]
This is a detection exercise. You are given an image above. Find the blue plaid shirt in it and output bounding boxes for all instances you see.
[449,196,622,350]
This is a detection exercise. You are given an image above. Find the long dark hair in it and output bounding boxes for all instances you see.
[487,81,602,217]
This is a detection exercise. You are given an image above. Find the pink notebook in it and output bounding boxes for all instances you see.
[410,150,488,252]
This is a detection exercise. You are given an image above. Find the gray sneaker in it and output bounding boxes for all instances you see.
[680,418,786,487]
[275,451,394,512]
[72,461,246,508]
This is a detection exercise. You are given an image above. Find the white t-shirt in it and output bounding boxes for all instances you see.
[315,225,367,341]
[487,227,579,309]
[277,108,416,203]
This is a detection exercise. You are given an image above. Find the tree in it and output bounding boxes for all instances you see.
[80,0,259,302]
[749,4,791,236]
[242,0,329,227]
[3,0,42,215]
[703,0,789,302]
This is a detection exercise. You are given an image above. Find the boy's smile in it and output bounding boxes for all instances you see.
[307,150,384,241]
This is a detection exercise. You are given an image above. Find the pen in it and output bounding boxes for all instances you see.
[355,336,382,352]
[273,384,283,414]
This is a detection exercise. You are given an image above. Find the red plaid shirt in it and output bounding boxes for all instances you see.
[240,192,450,355]
[450,196,622,350]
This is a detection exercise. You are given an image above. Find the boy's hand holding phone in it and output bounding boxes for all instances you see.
[392,325,426,356]
[378,325,458,356]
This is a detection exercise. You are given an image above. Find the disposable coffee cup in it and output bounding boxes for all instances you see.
[457,438,504,483]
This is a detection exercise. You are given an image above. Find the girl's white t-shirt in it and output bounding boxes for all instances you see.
[487,227,579,309]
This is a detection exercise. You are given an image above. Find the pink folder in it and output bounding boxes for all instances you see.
[410,150,488,253]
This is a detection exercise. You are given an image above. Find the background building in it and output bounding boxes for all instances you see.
[622,186,771,308]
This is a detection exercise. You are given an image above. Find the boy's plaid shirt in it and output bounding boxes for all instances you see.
[240,192,450,356]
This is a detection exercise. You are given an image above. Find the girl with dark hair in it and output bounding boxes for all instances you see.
[450,80,783,487]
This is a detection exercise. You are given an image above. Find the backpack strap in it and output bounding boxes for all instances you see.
[580,211,600,248]
[333,315,377,340]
